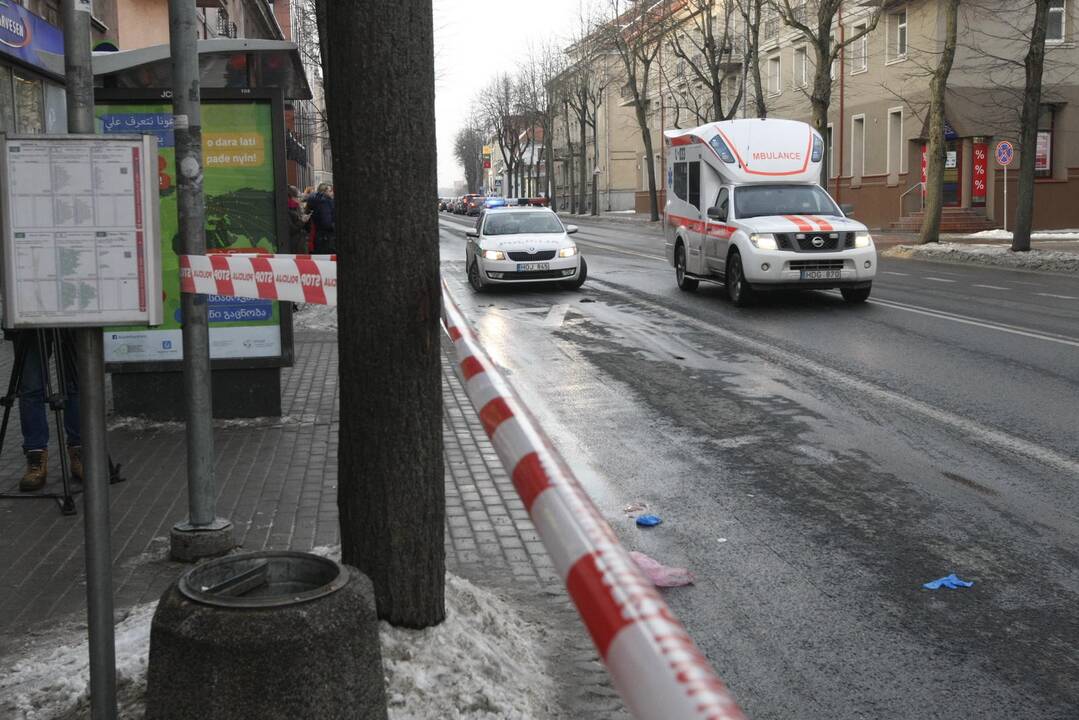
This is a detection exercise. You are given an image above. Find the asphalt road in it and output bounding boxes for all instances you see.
[437,211,1079,719]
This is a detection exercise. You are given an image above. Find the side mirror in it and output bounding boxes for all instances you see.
[465,230,479,239]
[840,203,855,217]
[706,206,727,222]
[565,225,579,235]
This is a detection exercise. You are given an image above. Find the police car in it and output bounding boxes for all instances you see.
[464,207,587,291]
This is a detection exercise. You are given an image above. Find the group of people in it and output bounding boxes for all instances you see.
[288,183,336,255]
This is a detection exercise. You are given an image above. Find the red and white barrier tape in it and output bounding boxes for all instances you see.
[441,281,746,720]
[179,254,337,306]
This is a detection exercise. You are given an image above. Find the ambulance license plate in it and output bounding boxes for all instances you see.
[800,270,842,281]
[517,263,550,272]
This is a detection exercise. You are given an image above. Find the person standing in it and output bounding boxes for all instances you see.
[287,185,308,253]
[305,183,336,254]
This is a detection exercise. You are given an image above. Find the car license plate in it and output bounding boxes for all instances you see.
[517,263,550,272]
[800,270,842,280]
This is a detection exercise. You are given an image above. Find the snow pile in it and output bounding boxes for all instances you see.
[884,243,1079,274]
[0,603,155,720]
[962,229,1079,241]
[0,574,554,720]
[293,303,338,332]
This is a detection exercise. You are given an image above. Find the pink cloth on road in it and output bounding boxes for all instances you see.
[629,551,696,587]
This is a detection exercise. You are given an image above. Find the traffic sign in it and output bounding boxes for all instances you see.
[995,140,1014,167]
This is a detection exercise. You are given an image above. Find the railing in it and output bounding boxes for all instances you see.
[899,181,926,219]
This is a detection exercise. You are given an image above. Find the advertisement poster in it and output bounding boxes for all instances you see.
[972,141,988,206]
[95,101,281,363]
[1035,131,1051,173]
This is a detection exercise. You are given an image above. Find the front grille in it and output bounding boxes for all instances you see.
[507,251,557,261]
[789,260,845,271]
[776,232,855,252]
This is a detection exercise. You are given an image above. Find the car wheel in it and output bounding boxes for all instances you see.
[841,286,871,303]
[562,257,588,290]
[675,243,698,292]
[468,261,485,292]
[726,251,754,307]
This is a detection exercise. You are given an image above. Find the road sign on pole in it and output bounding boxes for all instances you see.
[996,141,1014,233]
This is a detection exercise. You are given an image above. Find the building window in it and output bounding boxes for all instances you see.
[0,65,14,134]
[887,108,903,177]
[851,115,866,180]
[851,22,868,73]
[767,54,782,95]
[888,8,908,60]
[1048,0,1066,43]
[1036,105,1056,177]
[13,71,44,134]
[794,46,808,88]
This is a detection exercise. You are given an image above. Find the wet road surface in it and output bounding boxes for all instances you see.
[438,212,1079,719]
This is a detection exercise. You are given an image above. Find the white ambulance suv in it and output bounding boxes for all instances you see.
[663,118,876,305]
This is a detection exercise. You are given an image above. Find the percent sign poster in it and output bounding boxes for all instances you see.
[95,101,282,363]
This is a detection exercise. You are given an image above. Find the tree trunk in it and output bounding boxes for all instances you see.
[634,100,660,221]
[324,0,444,628]
[1013,0,1051,252]
[919,0,959,245]
[578,113,588,214]
[545,133,556,211]
[748,1,767,118]
[591,116,600,216]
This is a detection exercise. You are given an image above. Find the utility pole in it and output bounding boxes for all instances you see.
[167,0,234,561]
[62,1,117,717]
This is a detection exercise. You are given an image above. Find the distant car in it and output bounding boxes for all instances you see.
[438,198,448,212]
[464,207,587,292]
[465,195,487,216]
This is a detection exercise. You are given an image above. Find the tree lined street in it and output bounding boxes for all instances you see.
[438,210,1079,718]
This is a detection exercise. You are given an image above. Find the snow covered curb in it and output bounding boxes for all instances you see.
[293,303,338,332]
[0,571,555,720]
[883,243,1079,274]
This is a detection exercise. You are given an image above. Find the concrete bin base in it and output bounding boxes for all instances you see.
[145,553,387,720]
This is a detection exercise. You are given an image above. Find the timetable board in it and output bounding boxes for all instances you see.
[0,134,163,328]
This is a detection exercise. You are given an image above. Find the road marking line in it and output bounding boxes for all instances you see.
[589,280,1079,479]
[925,277,956,283]
[866,297,1079,348]
[1036,293,1078,300]
[882,271,909,276]
[544,304,570,327]
[972,284,1009,290]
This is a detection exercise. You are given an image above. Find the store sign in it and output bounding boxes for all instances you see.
[1035,131,1051,173]
[96,101,283,363]
[920,144,927,195]
[972,141,988,206]
[0,2,63,76]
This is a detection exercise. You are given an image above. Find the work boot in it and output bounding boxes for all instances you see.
[20,449,48,492]
[68,446,84,483]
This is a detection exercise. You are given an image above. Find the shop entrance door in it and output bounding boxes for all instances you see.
[943,140,962,207]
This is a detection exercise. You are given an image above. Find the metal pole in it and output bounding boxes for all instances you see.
[61,1,117,717]
[1003,164,1008,232]
[168,0,233,559]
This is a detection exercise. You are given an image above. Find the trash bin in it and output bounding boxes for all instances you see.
[145,551,387,720]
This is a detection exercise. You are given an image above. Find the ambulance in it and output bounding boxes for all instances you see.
[663,118,876,305]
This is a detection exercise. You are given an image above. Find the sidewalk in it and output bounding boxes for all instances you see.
[0,316,626,718]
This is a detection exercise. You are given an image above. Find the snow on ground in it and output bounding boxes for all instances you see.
[0,571,555,720]
[958,229,1079,241]
[292,303,338,332]
[106,414,320,433]
[884,242,1079,274]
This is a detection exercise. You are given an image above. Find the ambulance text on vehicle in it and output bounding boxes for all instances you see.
[663,118,876,305]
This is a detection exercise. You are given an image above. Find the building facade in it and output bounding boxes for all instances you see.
[549,0,1079,230]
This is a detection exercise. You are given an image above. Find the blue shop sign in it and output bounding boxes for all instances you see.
[0,1,64,77]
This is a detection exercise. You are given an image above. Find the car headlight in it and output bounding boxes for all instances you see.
[854,232,873,248]
[558,246,578,258]
[749,233,778,251]
[482,250,505,261]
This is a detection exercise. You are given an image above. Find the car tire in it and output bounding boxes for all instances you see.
[726,251,754,307]
[562,257,588,290]
[675,243,698,292]
[468,261,485,292]
[841,286,871,303]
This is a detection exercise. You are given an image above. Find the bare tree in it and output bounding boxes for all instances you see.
[667,0,745,122]
[734,0,767,117]
[1012,0,1052,252]
[776,0,883,180]
[919,0,961,244]
[479,75,525,197]
[454,119,485,193]
[603,0,675,221]
[323,0,444,628]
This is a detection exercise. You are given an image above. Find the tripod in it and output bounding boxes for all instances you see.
[0,329,123,516]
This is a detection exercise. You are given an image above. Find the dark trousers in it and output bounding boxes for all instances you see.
[314,230,336,255]
[19,337,80,452]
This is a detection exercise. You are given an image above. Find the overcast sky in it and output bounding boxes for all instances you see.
[432,0,593,191]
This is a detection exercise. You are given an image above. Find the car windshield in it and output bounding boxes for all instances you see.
[734,185,839,219]
[483,212,564,235]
